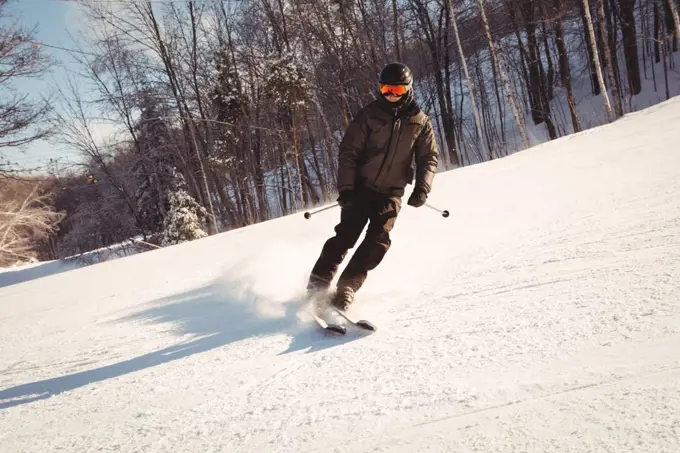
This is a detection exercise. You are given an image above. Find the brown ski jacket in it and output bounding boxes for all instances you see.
[336,97,439,198]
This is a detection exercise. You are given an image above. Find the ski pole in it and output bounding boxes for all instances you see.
[425,203,450,218]
[304,203,339,219]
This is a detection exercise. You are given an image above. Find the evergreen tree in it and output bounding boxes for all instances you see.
[161,168,208,246]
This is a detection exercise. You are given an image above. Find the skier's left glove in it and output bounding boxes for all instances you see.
[407,187,427,207]
[337,189,354,210]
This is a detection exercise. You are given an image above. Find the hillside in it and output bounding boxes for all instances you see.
[1,96,680,452]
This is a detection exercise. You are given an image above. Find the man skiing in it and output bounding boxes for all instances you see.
[306,62,440,311]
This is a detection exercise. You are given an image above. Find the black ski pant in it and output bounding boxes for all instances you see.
[308,188,401,293]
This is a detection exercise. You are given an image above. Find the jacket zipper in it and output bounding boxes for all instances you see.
[374,116,398,187]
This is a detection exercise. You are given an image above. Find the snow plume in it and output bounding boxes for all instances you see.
[213,240,319,317]
[115,242,316,346]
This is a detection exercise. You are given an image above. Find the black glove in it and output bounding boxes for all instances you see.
[407,187,427,207]
[337,189,354,210]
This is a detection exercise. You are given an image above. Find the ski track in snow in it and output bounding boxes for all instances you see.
[1,98,680,452]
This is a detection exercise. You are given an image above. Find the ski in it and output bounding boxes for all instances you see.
[308,310,347,335]
[329,307,377,332]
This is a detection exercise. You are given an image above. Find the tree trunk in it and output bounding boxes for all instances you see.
[596,0,623,118]
[554,0,581,133]
[523,1,544,125]
[278,146,290,216]
[477,0,529,149]
[582,0,614,121]
[356,0,382,68]
[442,4,461,167]
[651,1,659,91]
[655,0,661,63]
[303,109,326,200]
[290,109,318,207]
[541,20,555,102]
[540,20,558,139]
[392,0,401,59]
[511,25,533,113]
[251,110,269,221]
[662,0,678,51]
[641,0,649,79]
[604,0,625,107]
[667,0,680,44]
[446,0,485,158]
[412,0,459,165]
[661,21,671,99]
[211,170,237,227]
[187,120,219,233]
[579,0,601,94]
[475,61,496,159]
[619,0,642,95]
[140,2,217,232]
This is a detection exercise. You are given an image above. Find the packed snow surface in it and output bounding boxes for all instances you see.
[2,97,680,452]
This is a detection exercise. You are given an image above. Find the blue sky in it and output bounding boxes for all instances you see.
[5,0,86,174]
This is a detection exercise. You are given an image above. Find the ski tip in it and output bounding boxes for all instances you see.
[326,325,347,335]
[356,320,376,332]
[308,310,345,335]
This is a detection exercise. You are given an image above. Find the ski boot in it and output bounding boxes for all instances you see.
[330,286,355,312]
[328,286,375,332]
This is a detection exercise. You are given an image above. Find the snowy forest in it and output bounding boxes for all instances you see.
[1,0,679,267]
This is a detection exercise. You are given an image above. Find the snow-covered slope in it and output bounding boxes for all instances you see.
[2,96,680,452]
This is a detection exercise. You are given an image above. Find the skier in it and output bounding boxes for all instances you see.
[306,61,440,311]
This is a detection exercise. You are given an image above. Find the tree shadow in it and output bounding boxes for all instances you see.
[0,267,363,409]
[0,259,79,288]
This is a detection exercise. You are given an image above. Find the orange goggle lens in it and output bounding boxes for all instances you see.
[379,84,408,96]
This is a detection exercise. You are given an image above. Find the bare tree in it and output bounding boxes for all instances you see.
[0,1,54,170]
[477,0,529,150]
[446,0,486,159]
[0,182,64,266]
[666,0,680,42]
[392,0,401,60]
[410,0,460,165]
[582,0,614,122]
[41,0,680,262]
[595,0,623,118]
[619,0,642,95]
[50,75,147,236]
[553,0,581,133]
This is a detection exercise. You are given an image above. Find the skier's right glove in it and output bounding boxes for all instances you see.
[337,189,354,210]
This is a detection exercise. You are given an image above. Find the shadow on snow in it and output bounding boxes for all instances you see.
[0,271,364,409]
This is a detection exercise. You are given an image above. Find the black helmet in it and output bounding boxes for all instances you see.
[379,62,413,86]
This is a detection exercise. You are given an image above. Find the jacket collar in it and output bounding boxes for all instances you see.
[377,89,421,118]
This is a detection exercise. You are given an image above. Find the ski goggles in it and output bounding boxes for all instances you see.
[379,83,409,96]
